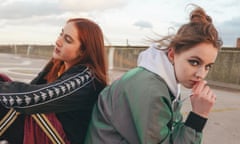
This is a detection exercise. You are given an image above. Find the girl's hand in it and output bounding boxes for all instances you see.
[190,80,216,118]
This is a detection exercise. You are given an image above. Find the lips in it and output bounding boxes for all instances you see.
[190,80,198,86]
[54,47,60,54]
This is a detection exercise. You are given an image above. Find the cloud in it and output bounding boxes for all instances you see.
[0,0,239,46]
[59,0,127,11]
[218,16,240,46]
[133,20,153,29]
[0,1,62,19]
[0,0,129,29]
[0,0,128,19]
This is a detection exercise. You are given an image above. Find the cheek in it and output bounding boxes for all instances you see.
[70,47,81,58]
[174,62,191,82]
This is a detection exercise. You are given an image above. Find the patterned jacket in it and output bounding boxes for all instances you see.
[0,64,105,143]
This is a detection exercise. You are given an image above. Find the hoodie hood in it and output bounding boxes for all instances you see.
[137,44,181,98]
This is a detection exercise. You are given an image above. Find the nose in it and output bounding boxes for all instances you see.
[195,66,207,80]
[55,36,63,47]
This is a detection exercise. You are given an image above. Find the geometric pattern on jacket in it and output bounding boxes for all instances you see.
[0,67,93,108]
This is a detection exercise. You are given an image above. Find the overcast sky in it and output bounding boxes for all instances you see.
[0,0,239,47]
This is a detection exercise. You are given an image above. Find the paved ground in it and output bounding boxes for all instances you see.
[0,53,240,144]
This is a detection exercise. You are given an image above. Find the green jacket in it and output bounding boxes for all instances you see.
[85,67,206,144]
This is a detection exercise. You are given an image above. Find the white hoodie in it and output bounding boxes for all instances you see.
[137,43,181,99]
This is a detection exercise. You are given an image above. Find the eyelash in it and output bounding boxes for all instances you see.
[59,32,72,44]
[205,65,212,70]
[64,36,72,43]
[188,60,212,70]
[188,60,199,66]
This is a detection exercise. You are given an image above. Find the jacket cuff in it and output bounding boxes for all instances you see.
[185,111,207,132]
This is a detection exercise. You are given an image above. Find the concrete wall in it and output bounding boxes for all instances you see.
[0,44,54,58]
[0,45,240,89]
[206,49,240,89]
[109,46,146,70]
[237,38,240,48]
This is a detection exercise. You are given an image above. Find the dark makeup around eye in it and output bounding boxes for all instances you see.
[188,56,214,70]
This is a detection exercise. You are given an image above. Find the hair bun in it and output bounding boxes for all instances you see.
[190,7,212,24]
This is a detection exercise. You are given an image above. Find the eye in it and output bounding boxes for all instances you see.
[64,35,73,44]
[188,60,199,66]
[205,64,213,70]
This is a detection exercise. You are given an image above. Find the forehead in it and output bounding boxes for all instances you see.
[63,22,78,38]
[177,43,218,63]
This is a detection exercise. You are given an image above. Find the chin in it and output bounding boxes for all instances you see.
[52,53,60,59]
[52,52,57,58]
[182,84,193,89]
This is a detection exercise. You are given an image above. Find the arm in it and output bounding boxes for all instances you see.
[85,70,206,144]
[131,92,205,144]
[0,67,97,114]
[128,78,205,144]
[169,80,215,143]
[171,111,206,144]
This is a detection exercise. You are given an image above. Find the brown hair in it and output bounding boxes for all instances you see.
[156,5,222,53]
[45,18,108,86]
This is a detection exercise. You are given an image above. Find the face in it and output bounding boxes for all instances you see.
[168,42,218,89]
[53,22,81,69]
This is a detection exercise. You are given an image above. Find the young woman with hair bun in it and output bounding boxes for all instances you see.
[85,5,222,144]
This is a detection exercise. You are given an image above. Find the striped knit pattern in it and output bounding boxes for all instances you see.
[31,114,65,144]
[0,108,19,136]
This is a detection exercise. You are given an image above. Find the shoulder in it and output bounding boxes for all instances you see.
[107,67,171,100]
[121,67,168,88]
[61,65,92,79]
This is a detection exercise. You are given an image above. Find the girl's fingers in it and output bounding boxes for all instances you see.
[192,80,207,96]
[211,93,217,101]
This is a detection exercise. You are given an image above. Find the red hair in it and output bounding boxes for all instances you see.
[45,18,108,86]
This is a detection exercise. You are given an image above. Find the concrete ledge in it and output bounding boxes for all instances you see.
[208,80,240,91]
[1,45,240,87]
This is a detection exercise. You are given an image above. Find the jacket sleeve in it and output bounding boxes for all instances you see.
[0,68,96,114]
[171,111,206,144]
[122,76,205,144]
[132,82,205,144]
[86,78,205,144]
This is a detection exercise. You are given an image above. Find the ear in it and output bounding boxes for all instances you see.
[168,47,175,63]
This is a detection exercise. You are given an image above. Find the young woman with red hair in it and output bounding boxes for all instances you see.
[0,18,108,144]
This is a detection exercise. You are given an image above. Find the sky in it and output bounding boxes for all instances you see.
[0,0,239,47]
